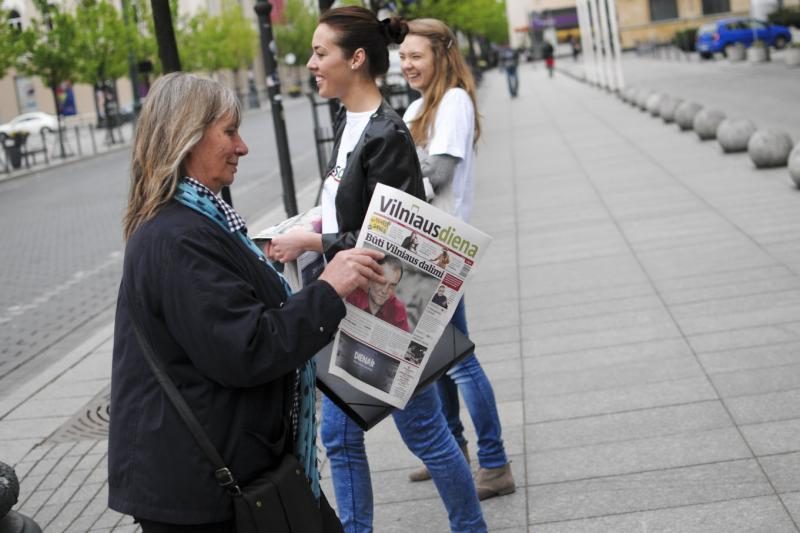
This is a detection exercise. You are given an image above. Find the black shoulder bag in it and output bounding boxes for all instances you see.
[127,300,340,533]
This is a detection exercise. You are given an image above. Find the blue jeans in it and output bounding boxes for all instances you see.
[321,387,486,533]
[505,66,518,97]
[436,299,508,469]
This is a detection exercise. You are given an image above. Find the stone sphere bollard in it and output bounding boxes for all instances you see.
[0,462,19,518]
[717,118,757,153]
[675,102,703,131]
[659,96,683,123]
[789,143,800,186]
[748,129,794,168]
[646,93,663,116]
[693,108,727,140]
[635,90,652,111]
[0,462,42,533]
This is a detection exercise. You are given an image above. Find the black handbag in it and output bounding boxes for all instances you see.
[128,301,340,533]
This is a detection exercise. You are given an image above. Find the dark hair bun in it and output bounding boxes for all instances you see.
[380,17,408,44]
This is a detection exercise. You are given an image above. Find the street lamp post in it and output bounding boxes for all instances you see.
[254,0,298,218]
[121,0,141,115]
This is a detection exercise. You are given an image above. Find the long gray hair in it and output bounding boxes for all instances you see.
[123,72,241,240]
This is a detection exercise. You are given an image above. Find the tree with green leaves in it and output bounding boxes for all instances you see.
[178,1,257,82]
[405,0,508,68]
[74,0,130,128]
[0,9,23,78]
[17,0,80,158]
[274,0,318,66]
[220,1,258,72]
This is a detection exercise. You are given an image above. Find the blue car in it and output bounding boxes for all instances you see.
[696,17,792,58]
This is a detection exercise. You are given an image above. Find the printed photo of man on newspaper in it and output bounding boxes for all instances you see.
[346,256,411,332]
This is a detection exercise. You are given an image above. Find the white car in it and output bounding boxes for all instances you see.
[0,112,59,138]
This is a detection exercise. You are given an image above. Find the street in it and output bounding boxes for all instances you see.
[0,95,327,394]
[3,57,800,531]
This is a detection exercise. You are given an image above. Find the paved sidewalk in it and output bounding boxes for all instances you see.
[3,65,800,531]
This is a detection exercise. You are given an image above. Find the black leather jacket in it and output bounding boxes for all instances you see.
[321,101,424,260]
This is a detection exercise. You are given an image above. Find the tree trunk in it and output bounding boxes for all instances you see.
[51,85,67,159]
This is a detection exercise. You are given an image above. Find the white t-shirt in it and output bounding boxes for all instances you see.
[403,88,475,222]
[321,107,377,233]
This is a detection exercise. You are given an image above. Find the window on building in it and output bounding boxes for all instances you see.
[702,0,730,15]
[649,0,678,21]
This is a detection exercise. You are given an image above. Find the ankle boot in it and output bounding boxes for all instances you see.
[408,443,469,482]
[475,462,516,500]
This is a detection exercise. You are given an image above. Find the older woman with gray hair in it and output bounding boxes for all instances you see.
[108,72,384,532]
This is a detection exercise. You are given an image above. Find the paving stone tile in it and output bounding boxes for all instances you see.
[659,270,800,306]
[5,439,42,466]
[780,492,800,526]
[529,495,796,533]
[726,389,800,425]
[469,324,520,345]
[710,363,800,398]
[523,355,704,398]
[760,452,800,493]
[522,295,663,325]
[520,283,654,313]
[469,340,519,364]
[698,341,800,374]
[528,459,772,524]
[464,298,520,331]
[636,242,776,282]
[0,417,68,440]
[526,306,676,339]
[740,418,800,456]
[17,487,53,516]
[526,376,718,423]
[481,358,522,383]
[486,376,523,404]
[687,321,800,353]
[526,427,751,485]
[672,294,800,336]
[526,401,732,452]
[4,396,90,420]
[653,264,792,294]
[525,338,692,373]
[523,321,682,357]
[519,255,648,301]
[518,227,629,266]
[32,503,62,528]
[45,500,90,532]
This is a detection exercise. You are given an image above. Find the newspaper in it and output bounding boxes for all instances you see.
[252,206,325,292]
[329,183,492,409]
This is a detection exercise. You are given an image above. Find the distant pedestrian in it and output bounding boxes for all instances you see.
[400,17,517,501]
[571,35,581,61]
[499,46,520,97]
[109,72,383,532]
[543,41,555,77]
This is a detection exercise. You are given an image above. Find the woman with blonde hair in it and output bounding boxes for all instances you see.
[109,71,384,532]
[400,18,516,500]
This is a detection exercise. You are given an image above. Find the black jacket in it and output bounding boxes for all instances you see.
[321,101,425,260]
[108,201,346,524]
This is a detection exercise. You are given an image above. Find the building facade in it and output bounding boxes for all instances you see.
[0,0,278,124]
[506,0,799,51]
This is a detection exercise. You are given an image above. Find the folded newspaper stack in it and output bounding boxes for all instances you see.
[252,206,325,293]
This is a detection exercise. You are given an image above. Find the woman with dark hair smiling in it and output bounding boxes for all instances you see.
[267,7,486,533]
